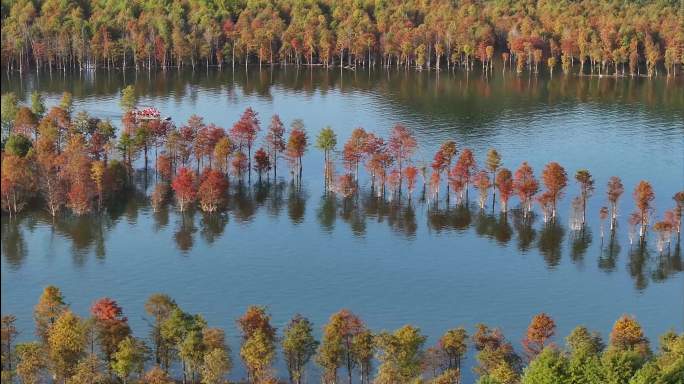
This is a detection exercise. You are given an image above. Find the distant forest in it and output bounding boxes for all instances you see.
[1,0,682,76]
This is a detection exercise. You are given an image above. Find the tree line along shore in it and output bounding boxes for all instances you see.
[1,286,682,383]
[1,0,682,76]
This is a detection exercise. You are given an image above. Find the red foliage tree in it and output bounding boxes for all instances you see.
[286,125,308,181]
[607,176,624,230]
[473,170,491,209]
[449,148,477,199]
[264,115,286,179]
[633,180,655,240]
[198,168,229,212]
[91,298,131,366]
[253,148,271,182]
[404,165,418,200]
[232,152,249,180]
[343,127,368,179]
[541,162,568,219]
[514,162,539,215]
[236,306,276,342]
[387,124,416,184]
[156,153,173,181]
[230,107,260,176]
[496,168,514,212]
[13,107,38,139]
[336,173,357,199]
[62,135,94,215]
[171,167,197,212]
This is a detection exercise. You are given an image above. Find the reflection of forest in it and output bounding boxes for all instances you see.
[5,68,683,123]
[2,180,681,291]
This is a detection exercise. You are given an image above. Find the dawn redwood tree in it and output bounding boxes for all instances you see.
[253,148,271,182]
[486,148,502,207]
[237,306,276,383]
[607,176,624,231]
[473,170,491,209]
[343,128,368,181]
[335,173,358,200]
[674,191,684,239]
[157,154,173,181]
[317,309,367,384]
[633,181,655,241]
[387,124,417,186]
[404,166,418,201]
[574,169,595,226]
[63,135,97,215]
[522,313,556,359]
[1,315,19,374]
[171,167,197,212]
[432,140,457,198]
[496,168,514,213]
[472,324,520,381]
[144,294,177,371]
[213,137,233,177]
[34,286,68,343]
[111,336,147,384]
[287,121,308,183]
[198,169,229,212]
[230,108,260,180]
[541,162,568,220]
[439,327,468,371]
[91,298,132,369]
[264,115,286,180]
[452,148,476,201]
[1,152,35,217]
[374,325,426,384]
[363,133,385,187]
[232,152,249,181]
[315,126,337,186]
[48,311,86,382]
[282,314,319,384]
[609,315,649,355]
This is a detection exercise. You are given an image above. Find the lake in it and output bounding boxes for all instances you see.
[2,67,683,382]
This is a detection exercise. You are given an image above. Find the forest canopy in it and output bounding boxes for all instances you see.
[1,0,682,75]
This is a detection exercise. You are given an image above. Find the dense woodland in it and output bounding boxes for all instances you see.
[0,286,683,383]
[1,0,683,76]
[1,88,683,255]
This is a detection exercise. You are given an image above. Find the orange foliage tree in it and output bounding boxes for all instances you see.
[522,313,556,359]
[633,181,655,240]
[541,162,567,219]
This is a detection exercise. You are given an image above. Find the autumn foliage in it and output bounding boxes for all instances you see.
[171,167,197,212]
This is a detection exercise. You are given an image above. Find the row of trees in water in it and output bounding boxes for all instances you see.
[1,285,682,383]
[1,89,682,251]
[1,0,682,76]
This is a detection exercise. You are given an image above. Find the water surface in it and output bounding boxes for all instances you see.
[2,68,683,382]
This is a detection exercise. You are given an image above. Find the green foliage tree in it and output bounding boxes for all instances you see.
[520,347,569,384]
[112,337,148,384]
[374,325,426,384]
[282,314,319,384]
